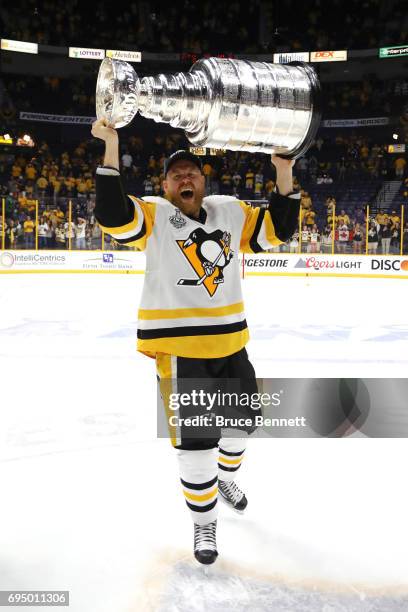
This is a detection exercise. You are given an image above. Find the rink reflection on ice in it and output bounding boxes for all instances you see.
[0,274,407,611]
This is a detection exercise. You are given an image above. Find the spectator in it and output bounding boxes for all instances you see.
[288,230,299,253]
[367,220,379,254]
[55,222,66,249]
[38,215,49,249]
[36,174,48,196]
[23,215,35,249]
[336,223,349,253]
[301,224,310,253]
[64,218,76,247]
[5,219,17,249]
[254,172,263,199]
[337,209,350,226]
[296,156,309,182]
[403,222,408,255]
[394,156,406,179]
[46,219,55,248]
[321,226,333,254]
[309,224,320,253]
[220,168,232,194]
[245,168,254,192]
[304,208,316,229]
[203,160,213,191]
[391,222,401,254]
[352,223,364,253]
[232,171,242,197]
[121,149,133,176]
[143,175,154,196]
[75,217,87,250]
[380,219,392,254]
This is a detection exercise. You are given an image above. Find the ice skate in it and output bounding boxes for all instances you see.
[194,520,218,565]
[218,480,248,513]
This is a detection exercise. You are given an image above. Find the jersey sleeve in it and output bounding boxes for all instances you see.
[238,191,301,253]
[95,167,156,250]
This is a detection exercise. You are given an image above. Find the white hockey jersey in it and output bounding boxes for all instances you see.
[96,175,299,359]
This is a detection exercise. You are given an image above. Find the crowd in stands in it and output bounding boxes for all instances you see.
[0,0,260,53]
[293,196,407,255]
[269,0,408,53]
[1,0,407,53]
[1,128,407,253]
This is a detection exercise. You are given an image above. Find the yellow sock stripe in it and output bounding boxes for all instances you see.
[218,456,243,466]
[183,486,218,503]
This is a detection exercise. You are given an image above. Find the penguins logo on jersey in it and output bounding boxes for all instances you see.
[176,228,233,296]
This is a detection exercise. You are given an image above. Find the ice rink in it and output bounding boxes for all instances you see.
[0,272,407,611]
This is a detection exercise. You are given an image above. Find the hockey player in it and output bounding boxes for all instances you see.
[91,118,299,565]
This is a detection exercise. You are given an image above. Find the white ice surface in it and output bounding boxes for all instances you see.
[0,274,407,611]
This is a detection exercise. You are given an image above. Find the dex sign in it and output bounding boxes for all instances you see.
[310,50,348,62]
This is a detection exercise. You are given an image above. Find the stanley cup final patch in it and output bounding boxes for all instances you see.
[176,228,233,296]
[169,208,187,228]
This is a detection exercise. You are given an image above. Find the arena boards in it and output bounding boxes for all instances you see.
[1,251,408,280]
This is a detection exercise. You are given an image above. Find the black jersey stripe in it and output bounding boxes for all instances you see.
[218,448,245,457]
[185,498,218,513]
[268,192,301,243]
[137,319,247,340]
[113,219,146,244]
[180,475,218,491]
[95,174,134,228]
[249,206,266,253]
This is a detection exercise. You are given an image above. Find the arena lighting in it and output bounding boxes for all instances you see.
[16,134,35,147]
[392,133,399,140]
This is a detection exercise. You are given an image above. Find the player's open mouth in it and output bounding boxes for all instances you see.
[180,188,194,199]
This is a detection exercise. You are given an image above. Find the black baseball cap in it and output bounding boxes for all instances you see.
[164,150,203,176]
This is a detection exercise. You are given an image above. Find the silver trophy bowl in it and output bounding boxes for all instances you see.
[96,57,140,128]
[95,56,321,158]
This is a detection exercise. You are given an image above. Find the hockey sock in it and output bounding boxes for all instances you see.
[177,448,218,525]
[218,435,247,482]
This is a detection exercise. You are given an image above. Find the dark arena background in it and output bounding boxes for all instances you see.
[0,2,407,611]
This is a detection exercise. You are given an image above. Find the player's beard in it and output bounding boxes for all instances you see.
[167,185,205,218]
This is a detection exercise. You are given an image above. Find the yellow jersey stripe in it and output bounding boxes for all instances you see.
[239,200,261,252]
[139,301,245,320]
[263,210,280,246]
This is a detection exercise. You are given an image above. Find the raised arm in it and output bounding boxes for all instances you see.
[91,118,120,170]
[268,154,301,242]
[239,155,300,252]
[91,118,155,250]
[271,154,295,196]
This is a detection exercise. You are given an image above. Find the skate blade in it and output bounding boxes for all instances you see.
[194,558,218,574]
[218,493,246,515]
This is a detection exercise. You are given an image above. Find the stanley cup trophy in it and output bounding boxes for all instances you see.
[96,56,321,158]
